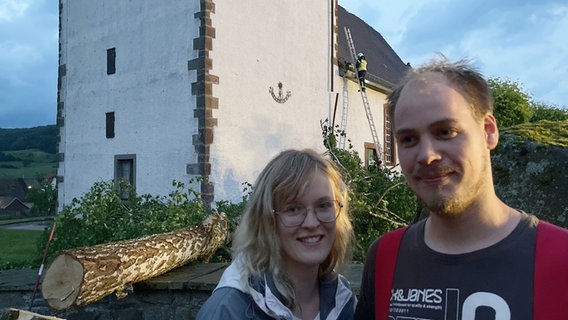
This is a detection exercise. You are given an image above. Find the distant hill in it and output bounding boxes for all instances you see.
[0,125,57,154]
[0,125,57,179]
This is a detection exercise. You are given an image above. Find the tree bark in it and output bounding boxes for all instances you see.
[41,212,228,310]
[1,308,65,320]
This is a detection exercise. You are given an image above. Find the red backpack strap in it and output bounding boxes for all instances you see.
[534,221,568,318]
[374,227,408,320]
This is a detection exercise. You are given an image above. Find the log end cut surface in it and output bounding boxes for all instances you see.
[41,254,84,310]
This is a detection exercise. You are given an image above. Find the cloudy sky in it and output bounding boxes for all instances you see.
[0,0,57,128]
[1,1,567,128]
[340,0,568,108]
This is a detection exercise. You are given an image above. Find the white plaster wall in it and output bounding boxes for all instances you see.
[58,0,397,208]
[210,0,335,201]
[58,0,200,209]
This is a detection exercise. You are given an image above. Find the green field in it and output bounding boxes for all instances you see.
[0,229,42,269]
[0,149,57,178]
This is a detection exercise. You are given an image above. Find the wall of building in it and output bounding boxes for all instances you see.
[58,0,201,210]
[57,0,395,208]
[208,0,336,201]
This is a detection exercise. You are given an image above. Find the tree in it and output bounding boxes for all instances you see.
[530,102,568,122]
[488,77,533,128]
[322,122,418,261]
[26,181,57,215]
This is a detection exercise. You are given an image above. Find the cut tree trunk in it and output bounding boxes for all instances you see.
[1,308,65,320]
[41,212,228,311]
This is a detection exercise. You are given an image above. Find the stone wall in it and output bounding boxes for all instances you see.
[0,263,225,320]
[492,133,568,227]
[2,285,211,320]
[0,262,363,320]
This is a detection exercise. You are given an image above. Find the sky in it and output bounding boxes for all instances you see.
[339,0,568,108]
[1,1,567,129]
[0,0,58,129]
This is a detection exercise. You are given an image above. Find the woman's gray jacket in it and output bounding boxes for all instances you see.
[196,258,356,319]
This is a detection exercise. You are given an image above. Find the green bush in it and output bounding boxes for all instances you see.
[37,179,212,263]
[488,77,533,128]
[26,181,57,215]
[530,102,568,122]
[323,122,418,261]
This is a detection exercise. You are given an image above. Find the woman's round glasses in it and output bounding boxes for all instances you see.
[273,200,343,227]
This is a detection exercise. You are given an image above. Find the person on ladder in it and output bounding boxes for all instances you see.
[356,52,367,92]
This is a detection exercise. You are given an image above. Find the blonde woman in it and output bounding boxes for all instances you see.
[197,149,356,319]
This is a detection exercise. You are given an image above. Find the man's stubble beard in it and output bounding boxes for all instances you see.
[421,155,490,218]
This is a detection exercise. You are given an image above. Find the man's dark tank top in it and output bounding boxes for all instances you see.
[390,213,538,320]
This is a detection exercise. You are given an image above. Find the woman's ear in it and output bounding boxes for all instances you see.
[484,114,499,150]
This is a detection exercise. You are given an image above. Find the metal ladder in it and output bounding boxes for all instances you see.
[339,77,349,149]
[344,27,384,167]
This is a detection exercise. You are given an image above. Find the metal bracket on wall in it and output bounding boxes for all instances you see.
[269,82,291,103]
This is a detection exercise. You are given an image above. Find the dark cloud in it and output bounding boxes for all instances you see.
[0,0,58,128]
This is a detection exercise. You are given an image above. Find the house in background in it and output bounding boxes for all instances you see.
[56,0,408,210]
[0,178,37,214]
[0,196,31,214]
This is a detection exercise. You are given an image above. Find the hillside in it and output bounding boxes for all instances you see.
[0,125,57,179]
[0,125,57,154]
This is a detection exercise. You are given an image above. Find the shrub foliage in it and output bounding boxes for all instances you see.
[37,179,212,263]
[488,77,533,128]
[322,123,418,261]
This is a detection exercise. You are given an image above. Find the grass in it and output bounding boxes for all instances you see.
[0,149,57,178]
[502,119,568,147]
[0,229,42,269]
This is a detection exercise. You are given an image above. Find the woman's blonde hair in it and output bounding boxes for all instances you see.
[231,149,354,309]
